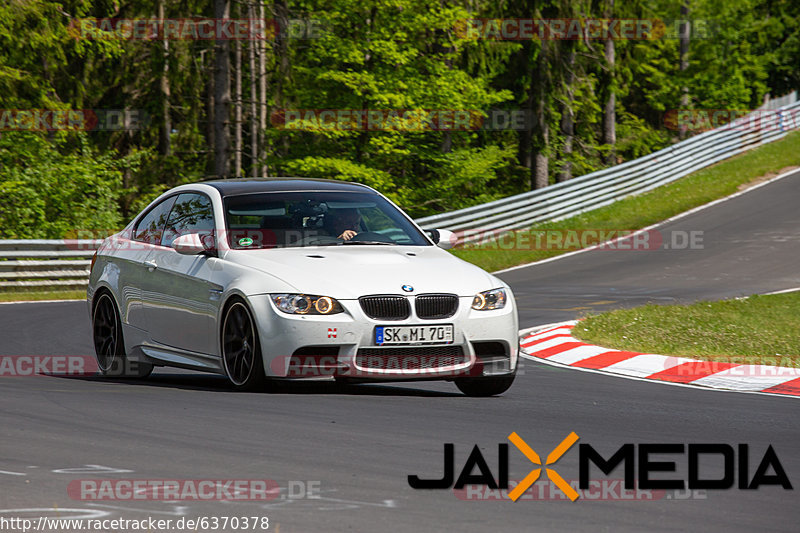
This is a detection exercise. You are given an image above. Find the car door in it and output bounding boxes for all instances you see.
[140,192,221,355]
[122,195,178,332]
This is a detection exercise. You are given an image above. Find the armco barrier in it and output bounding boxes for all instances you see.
[0,240,100,291]
[416,97,800,242]
[1,95,798,292]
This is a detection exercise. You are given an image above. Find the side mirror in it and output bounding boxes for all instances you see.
[173,233,215,256]
[427,229,457,250]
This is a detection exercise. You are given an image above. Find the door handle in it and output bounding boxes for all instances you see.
[144,260,158,271]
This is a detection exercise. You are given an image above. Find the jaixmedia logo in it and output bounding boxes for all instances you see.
[408,432,792,502]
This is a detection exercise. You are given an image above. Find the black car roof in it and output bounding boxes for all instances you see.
[202,177,375,197]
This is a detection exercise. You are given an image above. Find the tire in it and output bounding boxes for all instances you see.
[455,372,516,397]
[92,291,153,378]
[221,299,266,391]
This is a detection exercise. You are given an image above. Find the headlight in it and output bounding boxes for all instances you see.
[270,294,344,315]
[471,288,507,311]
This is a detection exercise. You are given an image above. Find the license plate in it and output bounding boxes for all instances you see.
[375,324,454,345]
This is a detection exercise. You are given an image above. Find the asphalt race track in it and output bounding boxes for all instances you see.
[503,168,800,326]
[1,170,799,532]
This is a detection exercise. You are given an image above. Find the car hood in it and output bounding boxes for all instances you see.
[224,245,502,299]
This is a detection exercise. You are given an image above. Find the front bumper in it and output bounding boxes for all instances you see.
[247,294,519,380]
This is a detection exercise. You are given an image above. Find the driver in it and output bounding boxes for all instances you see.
[325,208,361,240]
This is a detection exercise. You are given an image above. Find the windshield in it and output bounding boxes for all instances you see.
[223,191,431,249]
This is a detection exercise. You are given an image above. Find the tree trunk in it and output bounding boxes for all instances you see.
[271,0,291,158]
[517,124,532,190]
[679,1,691,140]
[516,44,533,190]
[122,165,131,217]
[274,0,290,110]
[258,1,269,177]
[248,4,259,178]
[234,31,242,177]
[206,52,215,177]
[533,39,550,190]
[602,0,616,164]
[441,132,452,154]
[534,141,548,189]
[214,0,231,178]
[158,0,171,157]
[557,42,576,183]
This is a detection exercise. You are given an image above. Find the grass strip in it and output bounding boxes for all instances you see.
[572,292,800,367]
[0,290,85,303]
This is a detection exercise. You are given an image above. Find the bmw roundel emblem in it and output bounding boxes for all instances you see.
[402,285,414,293]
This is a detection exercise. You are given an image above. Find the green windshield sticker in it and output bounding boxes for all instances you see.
[238,237,254,247]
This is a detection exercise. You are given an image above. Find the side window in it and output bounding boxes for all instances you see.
[161,193,215,248]
[133,196,177,245]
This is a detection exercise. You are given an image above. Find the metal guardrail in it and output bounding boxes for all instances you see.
[417,99,800,243]
[759,91,797,110]
[2,97,798,292]
[0,240,101,291]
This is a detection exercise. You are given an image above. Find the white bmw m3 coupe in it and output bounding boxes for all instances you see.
[87,179,519,396]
